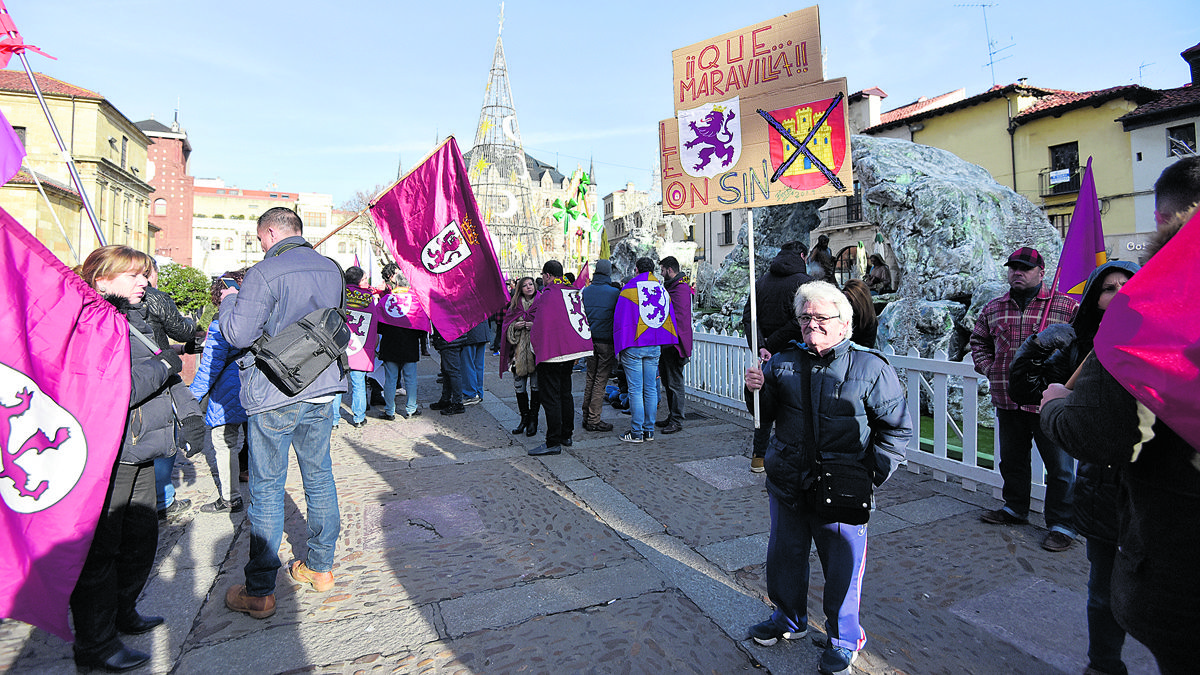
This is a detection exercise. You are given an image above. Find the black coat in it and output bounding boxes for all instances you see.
[112,296,178,464]
[747,339,911,510]
[742,249,813,350]
[1041,353,1200,662]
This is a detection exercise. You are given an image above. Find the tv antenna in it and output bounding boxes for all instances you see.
[1138,61,1155,84]
[956,4,1014,87]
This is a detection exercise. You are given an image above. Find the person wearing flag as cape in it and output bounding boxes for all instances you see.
[613,258,679,443]
[527,260,592,455]
[1041,156,1200,675]
[71,246,183,672]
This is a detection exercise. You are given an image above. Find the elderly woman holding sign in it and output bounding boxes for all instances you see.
[744,280,911,675]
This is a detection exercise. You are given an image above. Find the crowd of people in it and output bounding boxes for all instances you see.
[58,156,1199,675]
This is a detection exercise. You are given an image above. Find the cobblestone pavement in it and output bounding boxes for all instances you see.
[0,354,1161,674]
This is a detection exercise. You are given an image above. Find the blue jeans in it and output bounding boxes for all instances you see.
[620,346,660,437]
[1086,538,1127,674]
[462,343,486,398]
[995,408,1076,532]
[380,360,419,416]
[338,370,367,424]
[154,454,176,510]
[766,493,869,653]
[245,399,340,596]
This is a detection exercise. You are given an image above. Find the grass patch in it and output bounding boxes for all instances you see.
[917,415,995,470]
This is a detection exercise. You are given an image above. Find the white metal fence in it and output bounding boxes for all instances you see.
[683,327,1050,506]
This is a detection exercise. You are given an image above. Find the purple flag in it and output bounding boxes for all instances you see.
[370,137,509,343]
[530,279,593,365]
[1056,157,1107,298]
[0,206,131,641]
[614,271,680,353]
[377,288,431,332]
[0,106,26,184]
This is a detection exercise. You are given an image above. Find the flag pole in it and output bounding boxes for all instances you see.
[313,136,456,249]
[747,208,760,430]
[0,6,105,246]
[1036,264,1063,332]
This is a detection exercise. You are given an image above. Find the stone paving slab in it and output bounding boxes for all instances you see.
[311,592,758,675]
[440,559,668,636]
[177,604,440,675]
[950,577,1158,675]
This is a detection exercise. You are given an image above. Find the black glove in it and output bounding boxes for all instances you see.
[180,415,207,458]
[183,338,202,355]
[156,349,183,376]
[1032,323,1076,352]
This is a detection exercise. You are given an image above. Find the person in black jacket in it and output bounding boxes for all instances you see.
[742,242,813,472]
[1010,259,1137,675]
[744,280,910,675]
[134,264,202,521]
[581,260,619,432]
[1040,156,1200,675]
[71,246,182,672]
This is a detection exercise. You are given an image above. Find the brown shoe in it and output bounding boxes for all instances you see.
[1041,531,1074,552]
[288,560,335,592]
[750,456,765,473]
[225,585,276,619]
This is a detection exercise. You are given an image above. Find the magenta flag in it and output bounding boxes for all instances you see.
[573,261,590,289]
[530,279,593,365]
[1056,157,1107,298]
[370,137,509,343]
[0,106,26,184]
[0,206,131,641]
[345,292,379,372]
[1094,210,1200,451]
[377,288,431,332]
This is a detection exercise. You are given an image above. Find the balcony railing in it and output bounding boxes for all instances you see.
[1039,165,1081,197]
[820,201,864,228]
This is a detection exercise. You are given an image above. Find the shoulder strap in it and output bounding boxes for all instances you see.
[128,323,160,354]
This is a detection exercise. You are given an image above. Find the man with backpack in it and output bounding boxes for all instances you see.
[218,207,346,619]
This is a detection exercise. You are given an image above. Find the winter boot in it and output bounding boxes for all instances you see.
[525,390,540,437]
[512,392,530,435]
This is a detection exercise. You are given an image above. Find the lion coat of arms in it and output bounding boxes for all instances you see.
[678,95,742,179]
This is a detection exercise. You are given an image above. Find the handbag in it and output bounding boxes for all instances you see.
[813,454,874,525]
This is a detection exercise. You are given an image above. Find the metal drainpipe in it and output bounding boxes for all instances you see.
[1007,92,1018,192]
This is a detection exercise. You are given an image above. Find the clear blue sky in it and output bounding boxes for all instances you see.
[9,1,1198,206]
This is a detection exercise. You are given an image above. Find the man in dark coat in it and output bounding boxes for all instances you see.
[657,256,693,434]
[581,259,619,432]
[742,241,813,471]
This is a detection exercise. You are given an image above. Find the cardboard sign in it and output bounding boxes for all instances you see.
[671,7,823,112]
[661,78,852,215]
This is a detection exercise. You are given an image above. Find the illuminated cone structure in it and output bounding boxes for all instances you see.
[466,23,542,279]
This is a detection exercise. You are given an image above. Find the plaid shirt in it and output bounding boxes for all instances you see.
[969,287,1078,412]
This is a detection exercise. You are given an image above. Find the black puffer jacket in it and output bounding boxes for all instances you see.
[1010,259,1139,542]
[742,248,813,350]
[747,339,911,511]
[131,285,197,349]
[112,296,179,464]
